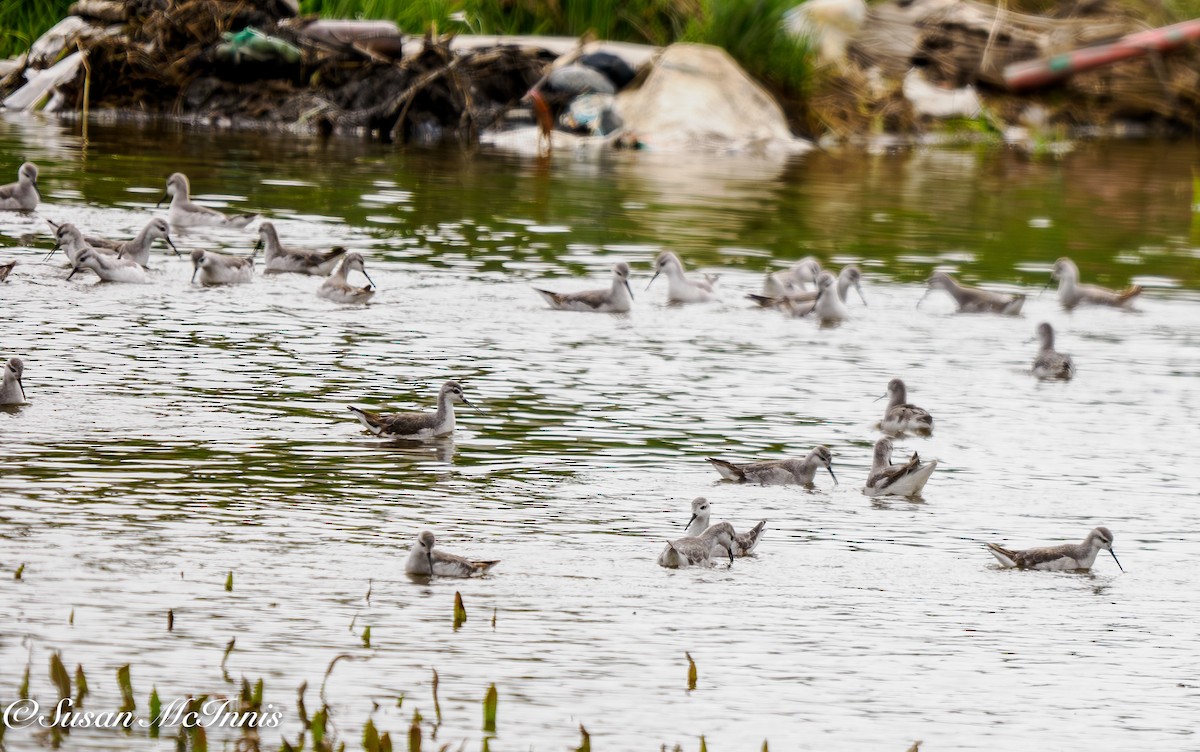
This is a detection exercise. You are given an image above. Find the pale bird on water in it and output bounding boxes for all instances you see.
[1031,322,1074,380]
[707,445,837,487]
[405,530,499,577]
[1050,257,1141,309]
[349,380,481,440]
[683,497,766,556]
[987,527,1123,572]
[256,221,347,275]
[318,252,376,304]
[918,271,1024,315]
[646,251,717,304]
[0,162,40,211]
[0,357,26,405]
[863,438,937,498]
[158,172,258,229]
[534,261,634,313]
[657,521,737,569]
[877,378,934,436]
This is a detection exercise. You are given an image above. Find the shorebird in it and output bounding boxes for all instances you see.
[0,261,14,282]
[646,251,716,304]
[348,380,481,440]
[1050,257,1141,309]
[657,522,737,568]
[751,265,866,310]
[68,248,148,283]
[987,527,1123,572]
[1031,322,1074,380]
[405,530,499,577]
[0,162,39,211]
[46,222,96,265]
[0,357,26,405]
[318,252,375,303]
[683,498,766,556]
[534,261,634,313]
[877,378,933,435]
[786,271,849,323]
[191,248,255,285]
[158,172,258,229]
[86,218,180,266]
[762,256,821,298]
[863,438,937,497]
[918,271,1024,315]
[256,222,346,275]
[707,446,837,487]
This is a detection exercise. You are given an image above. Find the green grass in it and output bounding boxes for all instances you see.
[684,0,816,99]
[0,0,73,59]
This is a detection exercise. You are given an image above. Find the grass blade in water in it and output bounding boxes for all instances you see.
[453,591,467,630]
[49,652,71,702]
[73,665,88,707]
[117,664,135,715]
[686,652,697,691]
[483,683,497,732]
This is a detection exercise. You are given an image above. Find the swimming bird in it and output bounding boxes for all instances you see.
[0,162,39,211]
[0,261,14,282]
[707,446,837,487]
[534,261,633,313]
[683,498,766,556]
[191,248,255,285]
[1031,322,1074,380]
[877,378,933,435]
[987,526,1123,572]
[752,265,866,310]
[762,256,821,298]
[918,271,1024,315]
[86,218,180,266]
[1050,257,1141,309]
[348,380,481,440]
[318,252,375,304]
[646,251,716,304]
[256,222,346,275]
[68,248,148,283]
[787,271,849,323]
[0,357,26,405]
[863,438,937,497]
[158,172,258,229]
[405,530,499,577]
[46,222,96,265]
[657,522,737,569]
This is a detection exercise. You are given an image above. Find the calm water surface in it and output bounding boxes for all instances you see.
[2,115,1200,750]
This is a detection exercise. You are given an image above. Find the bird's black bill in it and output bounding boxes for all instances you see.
[624,279,634,300]
[826,465,839,486]
[362,270,377,290]
[1109,549,1124,573]
[43,245,59,262]
[645,271,660,291]
[856,284,868,307]
[686,513,697,530]
[17,376,25,403]
[427,554,434,575]
[190,266,199,284]
[915,288,931,309]
[462,397,484,415]
[166,237,181,257]
[67,266,80,280]
[156,191,167,208]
